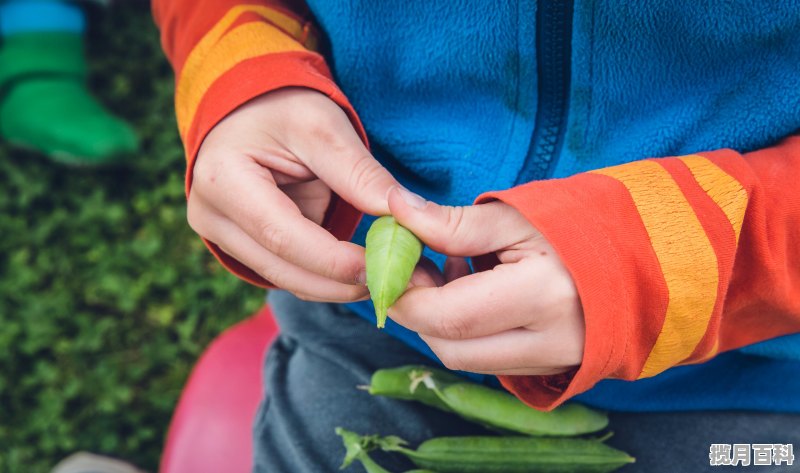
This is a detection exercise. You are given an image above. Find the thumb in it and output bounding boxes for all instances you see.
[388,186,535,256]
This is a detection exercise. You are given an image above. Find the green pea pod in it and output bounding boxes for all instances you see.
[366,365,462,413]
[386,436,635,473]
[365,216,423,328]
[367,365,609,436]
[434,382,608,437]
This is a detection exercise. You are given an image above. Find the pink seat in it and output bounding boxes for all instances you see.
[160,305,279,473]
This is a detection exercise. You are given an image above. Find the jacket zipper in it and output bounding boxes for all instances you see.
[515,0,574,184]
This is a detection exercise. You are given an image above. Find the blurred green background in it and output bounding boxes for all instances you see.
[0,3,264,471]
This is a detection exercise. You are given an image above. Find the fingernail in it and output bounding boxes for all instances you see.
[356,270,367,285]
[397,186,427,210]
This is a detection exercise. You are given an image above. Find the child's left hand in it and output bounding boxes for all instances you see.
[387,187,585,376]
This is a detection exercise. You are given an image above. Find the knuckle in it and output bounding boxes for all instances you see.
[323,248,361,284]
[440,206,466,254]
[304,110,343,143]
[547,278,582,320]
[321,250,345,281]
[435,312,471,340]
[191,155,218,190]
[258,220,290,256]
[254,261,285,288]
[347,156,383,193]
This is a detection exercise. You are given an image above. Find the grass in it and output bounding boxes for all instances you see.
[0,3,264,471]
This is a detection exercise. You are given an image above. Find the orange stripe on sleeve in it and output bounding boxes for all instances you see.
[153,0,315,73]
[176,22,306,137]
[591,161,719,378]
[175,6,315,138]
[679,155,748,244]
[175,5,313,79]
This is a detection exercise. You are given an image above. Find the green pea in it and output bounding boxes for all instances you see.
[366,365,609,436]
[387,436,636,473]
[365,216,423,328]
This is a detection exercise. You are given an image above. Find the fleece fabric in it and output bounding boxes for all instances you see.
[312,0,800,410]
[152,0,800,412]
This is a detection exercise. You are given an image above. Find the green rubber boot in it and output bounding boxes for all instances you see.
[0,33,138,165]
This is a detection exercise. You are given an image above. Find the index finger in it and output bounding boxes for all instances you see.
[203,159,368,285]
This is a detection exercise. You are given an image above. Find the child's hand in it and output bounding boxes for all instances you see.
[188,89,400,302]
[387,187,585,376]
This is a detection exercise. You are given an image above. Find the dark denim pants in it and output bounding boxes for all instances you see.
[254,291,800,473]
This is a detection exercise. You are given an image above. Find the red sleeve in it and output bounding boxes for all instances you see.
[476,136,800,410]
[152,0,363,287]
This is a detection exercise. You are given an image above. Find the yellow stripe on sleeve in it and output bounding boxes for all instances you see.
[176,6,316,138]
[679,155,748,244]
[591,160,719,378]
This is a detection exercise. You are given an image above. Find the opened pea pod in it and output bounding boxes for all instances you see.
[366,365,609,437]
[365,216,424,328]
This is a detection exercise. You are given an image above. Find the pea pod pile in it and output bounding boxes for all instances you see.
[339,365,634,472]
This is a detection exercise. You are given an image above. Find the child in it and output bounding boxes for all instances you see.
[154,1,800,471]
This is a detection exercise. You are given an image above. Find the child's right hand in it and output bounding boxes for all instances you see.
[188,88,400,302]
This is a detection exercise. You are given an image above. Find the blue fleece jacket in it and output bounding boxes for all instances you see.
[300,0,800,412]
